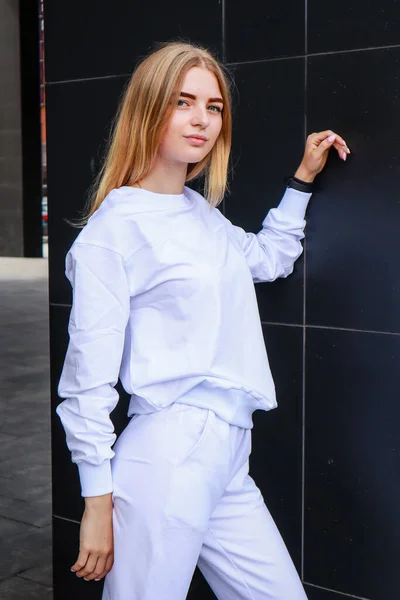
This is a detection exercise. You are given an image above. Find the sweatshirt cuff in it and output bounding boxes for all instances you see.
[278,187,312,220]
[78,460,113,498]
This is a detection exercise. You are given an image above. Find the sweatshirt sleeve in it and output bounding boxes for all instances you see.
[57,242,130,497]
[219,187,312,283]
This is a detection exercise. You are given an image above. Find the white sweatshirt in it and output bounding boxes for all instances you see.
[57,185,311,497]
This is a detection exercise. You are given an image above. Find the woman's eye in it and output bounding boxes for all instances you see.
[177,99,189,107]
[209,105,222,113]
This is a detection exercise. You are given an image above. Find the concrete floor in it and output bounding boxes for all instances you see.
[0,257,53,598]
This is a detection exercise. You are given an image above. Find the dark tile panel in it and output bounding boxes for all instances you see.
[44,1,222,83]
[188,568,217,599]
[306,48,400,332]
[305,328,400,599]
[304,583,353,600]
[250,324,303,571]
[226,59,306,324]
[53,517,103,599]
[308,0,400,54]
[226,0,305,63]
[50,305,131,521]
[46,76,128,305]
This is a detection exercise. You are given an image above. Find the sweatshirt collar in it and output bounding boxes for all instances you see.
[118,185,191,210]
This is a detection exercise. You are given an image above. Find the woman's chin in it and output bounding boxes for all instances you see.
[184,149,210,164]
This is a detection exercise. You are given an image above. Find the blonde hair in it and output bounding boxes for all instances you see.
[83,41,232,223]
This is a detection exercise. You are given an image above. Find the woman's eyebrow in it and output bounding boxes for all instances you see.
[180,91,224,103]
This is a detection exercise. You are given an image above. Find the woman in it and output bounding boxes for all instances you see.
[57,41,350,600]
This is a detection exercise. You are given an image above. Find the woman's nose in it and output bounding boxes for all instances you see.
[191,106,209,128]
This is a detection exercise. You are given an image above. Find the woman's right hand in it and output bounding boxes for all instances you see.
[71,493,114,582]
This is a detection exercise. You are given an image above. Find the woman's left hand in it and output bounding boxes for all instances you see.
[294,130,350,183]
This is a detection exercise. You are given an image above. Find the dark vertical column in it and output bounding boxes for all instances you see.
[19,0,43,258]
[0,0,24,256]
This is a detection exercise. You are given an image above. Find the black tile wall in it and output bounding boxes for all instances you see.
[225,59,306,325]
[53,517,103,599]
[308,0,400,54]
[304,584,348,600]
[304,328,400,599]
[250,324,304,570]
[187,568,217,599]
[46,76,128,305]
[306,48,400,332]
[45,0,400,597]
[44,1,223,83]
[226,0,305,63]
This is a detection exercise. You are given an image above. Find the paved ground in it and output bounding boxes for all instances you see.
[0,257,53,599]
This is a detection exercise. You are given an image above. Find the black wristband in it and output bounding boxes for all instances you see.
[286,175,315,193]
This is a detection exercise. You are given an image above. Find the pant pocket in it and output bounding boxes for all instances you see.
[168,405,212,467]
[164,407,225,531]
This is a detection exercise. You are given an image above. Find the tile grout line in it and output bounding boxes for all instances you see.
[304,0,308,55]
[221,0,226,218]
[45,43,400,86]
[221,0,226,63]
[46,73,130,86]
[53,514,80,525]
[261,322,303,328]
[305,581,372,600]
[261,321,400,336]
[307,324,400,336]
[49,302,71,308]
[226,42,400,67]
[301,304,306,581]
[300,7,308,574]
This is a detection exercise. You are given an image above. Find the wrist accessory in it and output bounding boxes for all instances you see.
[286,175,315,193]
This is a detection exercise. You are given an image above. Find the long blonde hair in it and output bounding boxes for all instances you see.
[84,41,232,223]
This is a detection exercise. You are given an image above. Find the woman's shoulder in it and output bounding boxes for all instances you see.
[71,188,151,259]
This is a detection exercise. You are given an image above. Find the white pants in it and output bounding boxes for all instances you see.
[102,404,307,600]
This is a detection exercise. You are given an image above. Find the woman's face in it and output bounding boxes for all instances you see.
[158,67,224,166]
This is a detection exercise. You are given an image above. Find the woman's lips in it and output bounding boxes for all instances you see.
[185,135,208,146]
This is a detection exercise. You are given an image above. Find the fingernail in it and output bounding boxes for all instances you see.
[328,134,336,142]
[95,579,101,581]
[84,578,89,581]
[342,153,347,161]
[70,568,75,572]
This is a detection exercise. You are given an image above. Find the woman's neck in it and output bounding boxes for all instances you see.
[135,156,188,195]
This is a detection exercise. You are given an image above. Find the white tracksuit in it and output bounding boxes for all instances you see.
[57,184,311,599]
